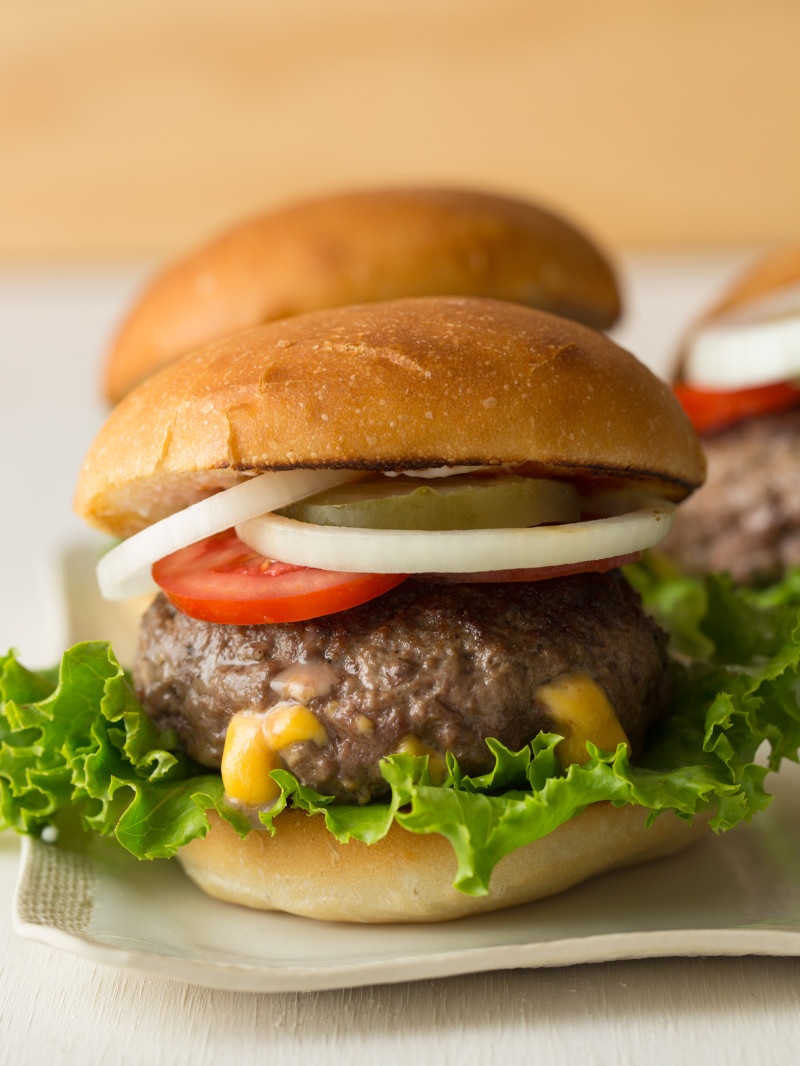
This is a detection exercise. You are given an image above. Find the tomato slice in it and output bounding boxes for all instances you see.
[152,530,407,624]
[674,380,800,435]
[418,552,643,583]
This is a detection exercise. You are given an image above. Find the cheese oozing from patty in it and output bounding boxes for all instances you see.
[221,704,327,808]
[220,673,631,810]
[534,672,631,768]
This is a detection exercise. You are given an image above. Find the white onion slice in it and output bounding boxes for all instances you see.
[97,469,363,600]
[684,282,800,389]
[236,497,676,575]
[382,465,496,478]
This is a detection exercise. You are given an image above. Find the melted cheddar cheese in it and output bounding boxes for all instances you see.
[221,704,328,808]
[534,672,631,768]
[396,735,447,784]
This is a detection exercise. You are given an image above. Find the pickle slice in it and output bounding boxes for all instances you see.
[278,474,580,530]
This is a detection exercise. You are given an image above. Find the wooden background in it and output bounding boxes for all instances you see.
[2,0,800,258]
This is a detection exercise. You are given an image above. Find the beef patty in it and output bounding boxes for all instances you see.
[664,407,800,585]
[134,571,670,803]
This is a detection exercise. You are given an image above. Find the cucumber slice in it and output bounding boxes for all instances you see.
[277,474,579,531]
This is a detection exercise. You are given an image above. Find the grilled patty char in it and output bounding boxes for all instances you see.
[134,571,670,803]
[664,408,800,585]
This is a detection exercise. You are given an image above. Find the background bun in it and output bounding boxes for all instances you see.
[103,187,621,402]
[694,243,800,324]
[77,297,705,537]
[674,243,800,384]
[177,805,708,923]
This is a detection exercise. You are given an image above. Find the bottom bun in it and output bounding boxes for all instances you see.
[177,805,709,923]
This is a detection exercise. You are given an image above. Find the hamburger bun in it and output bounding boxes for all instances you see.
[103,187,621,403]
[179,805,707,923]
[78,296,703,539]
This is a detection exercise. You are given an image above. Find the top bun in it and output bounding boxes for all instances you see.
[103,187,621,403]
[77,297,704,538]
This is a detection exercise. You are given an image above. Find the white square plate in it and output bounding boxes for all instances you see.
[12,762,800,993]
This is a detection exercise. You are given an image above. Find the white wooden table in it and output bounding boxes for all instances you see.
[2,256,799,1065]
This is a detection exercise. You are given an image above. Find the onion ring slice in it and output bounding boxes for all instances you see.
[684,282,800,389]
[236,497,676,575]
[97,469,363,600]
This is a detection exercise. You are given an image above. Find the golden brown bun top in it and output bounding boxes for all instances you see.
[77,297,704,537]
[103,187,621,403]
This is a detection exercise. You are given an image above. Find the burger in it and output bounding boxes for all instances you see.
[103,186,621,403]
[665,244,800,585]
[2,296,797,923]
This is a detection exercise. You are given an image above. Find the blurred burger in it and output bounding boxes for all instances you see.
[103,186,621,402]
[9,296,797,926]
[665,245,800,584]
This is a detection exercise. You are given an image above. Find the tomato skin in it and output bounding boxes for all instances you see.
[674,381,800,435]
[152,531,407,624]
[417,552,642,583]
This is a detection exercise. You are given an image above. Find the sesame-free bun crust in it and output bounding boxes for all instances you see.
[76,297,705,537]
[177,804,707,922]
[103,187,621,402]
